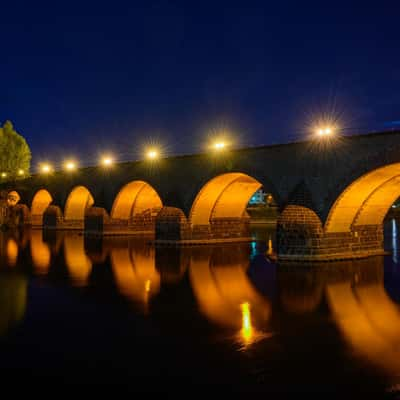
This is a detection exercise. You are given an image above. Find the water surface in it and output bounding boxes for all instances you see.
[0,222,400,395]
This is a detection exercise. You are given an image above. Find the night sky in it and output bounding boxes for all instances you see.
[1,2,400,168]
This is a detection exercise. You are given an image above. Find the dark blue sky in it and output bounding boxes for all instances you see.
[1,1,400,167]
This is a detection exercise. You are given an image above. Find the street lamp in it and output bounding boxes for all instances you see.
[213,141,226,150]
[40,164,52,174]
[146,149,158,160]
[316,126,334,137]
[65,161,77,171]
[101,156,113,167]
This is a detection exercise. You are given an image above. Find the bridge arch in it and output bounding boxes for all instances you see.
[111,181,162,220]
[189,172,262,227]
[325,163,400,233]
[64,186,94,221]
[31,189,53,225]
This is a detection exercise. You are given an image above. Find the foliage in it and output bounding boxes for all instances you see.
[0,121,31,180]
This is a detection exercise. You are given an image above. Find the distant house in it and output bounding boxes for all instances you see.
[248,189,266,205]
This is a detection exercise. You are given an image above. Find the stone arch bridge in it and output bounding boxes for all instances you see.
[3,130,400,261]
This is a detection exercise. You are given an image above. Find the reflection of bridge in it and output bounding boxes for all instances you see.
[4,130,400,260]
[2,231,271,347]
[4,229,400,377]
[279,258,400,376]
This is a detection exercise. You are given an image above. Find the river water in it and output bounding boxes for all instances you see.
[0,221,400,396]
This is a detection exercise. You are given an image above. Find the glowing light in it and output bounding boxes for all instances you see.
[213,142,226,150]
[267,236,274,256]
[1,172,7,178]
[65,161,76,171]
[240,302,253,345]
[146,150,158,160]
[40,164,52,174]
[18,169,24,176]
[101,156,113,167]
[316,126,334,137]
[145,279,151,292]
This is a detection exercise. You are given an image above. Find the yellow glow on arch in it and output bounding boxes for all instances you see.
[111,181,162,220]
[189,173,262,227]
[31,189,53,225]
[325,163,400,233]
[64,186,94,221]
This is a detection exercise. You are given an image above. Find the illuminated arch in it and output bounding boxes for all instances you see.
[111,181,162,220]
[64,186,94,221]
[31,189,53,225]
[189,173,262,226]
[325,163,400,233]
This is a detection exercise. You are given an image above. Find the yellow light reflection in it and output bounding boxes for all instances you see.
[30,231,51,274]
[110,243,160,311]
[18,169,24,176]
[189,248,271,349]
[6,239,18,267]
[240,302,253,345]
[145,279,151,292]
[63,234,92,286]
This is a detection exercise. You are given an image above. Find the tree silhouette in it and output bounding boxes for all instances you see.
[0,120,31,181]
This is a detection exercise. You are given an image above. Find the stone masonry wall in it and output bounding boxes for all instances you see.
[277,205,384,260]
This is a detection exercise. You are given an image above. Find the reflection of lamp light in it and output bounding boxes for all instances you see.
[240,302,253,345]
[6,239,18,267]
